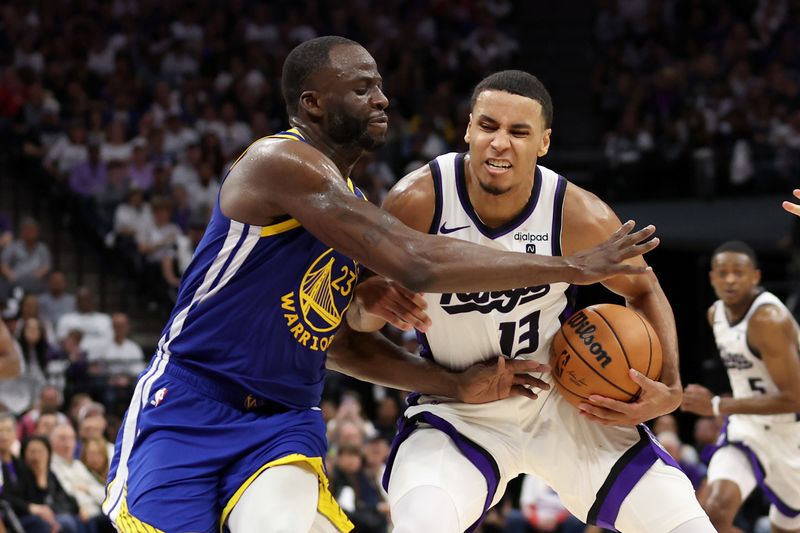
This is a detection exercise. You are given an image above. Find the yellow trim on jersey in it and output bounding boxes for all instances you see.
[228,128,306,173]
[220,453,354,533]
[115,487,164,533]
[260,218,302,236]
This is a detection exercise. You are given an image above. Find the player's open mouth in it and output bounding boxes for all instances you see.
[485,159,512,174]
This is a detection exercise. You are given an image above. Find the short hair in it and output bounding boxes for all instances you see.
[470,70,554,128]
[711,240,758,268]
[282,36,360,118]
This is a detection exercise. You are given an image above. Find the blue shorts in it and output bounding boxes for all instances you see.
[103,352,352,533]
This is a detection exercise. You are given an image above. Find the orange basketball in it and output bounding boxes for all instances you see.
[550,303,662,408]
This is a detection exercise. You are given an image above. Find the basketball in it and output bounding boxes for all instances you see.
[550,304,662,408]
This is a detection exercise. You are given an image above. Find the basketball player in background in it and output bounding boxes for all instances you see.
[102,38,659,533]
[344,70,714,532]
[682,241,800,533]
[782,189,800,217]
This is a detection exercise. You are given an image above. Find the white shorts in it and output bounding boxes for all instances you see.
[708,415,800,524]
[384,387,706,532]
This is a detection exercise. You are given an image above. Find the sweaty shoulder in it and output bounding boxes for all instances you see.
[220,137,342,226]
[382,163,435,233]
[560,181,621,255]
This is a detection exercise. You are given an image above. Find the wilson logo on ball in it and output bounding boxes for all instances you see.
[565,311,612,368]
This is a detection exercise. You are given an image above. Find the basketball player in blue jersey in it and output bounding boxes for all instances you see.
[783,189,800,217]
[344,70,715,532]
[102,38,661,533]
[682,241,800,533]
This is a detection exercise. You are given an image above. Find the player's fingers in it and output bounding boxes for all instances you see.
[385,314,414,331]
[586,395,631,414]
[509,384,538,400]
[512,375,550,390]
[782,201,800,216]
[620,224,656,246]
[794,189,800,200]
[609,220,636,239]
[627,368,657,388]
[616,237,659,261]
[683,383,704,393]
[504,359,550,375]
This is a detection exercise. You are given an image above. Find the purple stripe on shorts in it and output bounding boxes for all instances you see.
[710,426,800,518]
[589,425,682,531]
[382,411,501,533]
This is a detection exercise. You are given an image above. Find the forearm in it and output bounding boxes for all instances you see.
[327,325,458,397]
[719,393,800,416]
[627,278,681,393]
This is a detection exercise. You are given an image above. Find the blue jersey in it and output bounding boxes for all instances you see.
[158,128,364,409]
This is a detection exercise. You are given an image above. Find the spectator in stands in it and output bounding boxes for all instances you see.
[55,287,113,360]
[68,141,107,199]
[49,422,113,532]
[0,217,51,295]
[0,213,11,256]
[1,412,56,533]
[21,435,82,533]
[80,437,109,487]
[37,271,76,330]
[190,162,220,219]
[94,161,130,232]
[126,139,154,192]
[100,121,131,165]
[33,412,58,439]
[17,385,65,441]
[77,413,114,462]
[329,444,388,533]
[43,121,88,183]
[15,317,53,395]
[91,312,144,409]
[217,101,252,159]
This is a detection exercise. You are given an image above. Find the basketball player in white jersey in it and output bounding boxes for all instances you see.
[783,189,800,217]
[341,70,714,533]
[682,241,800,533]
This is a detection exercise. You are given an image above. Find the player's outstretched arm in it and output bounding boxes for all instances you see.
[560,184,681,426]
[328,322,550,403]
[0,320,21,379]
[782,189,800,217]
[224,142,658,294]
[683,304,800,416]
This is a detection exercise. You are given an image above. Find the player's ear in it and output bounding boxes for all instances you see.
[299,90,324,119]
[464,113,473,144]
[538,128,552,157]
[753,268,762,285]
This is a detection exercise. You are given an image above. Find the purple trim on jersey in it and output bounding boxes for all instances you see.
[551,175,567,256]
[416,331,434,360]
[454,153,543,239]
[382,411,501,533]
[428,159,444,235]
[558,285,578,324]
[276,130,306,142]
[587,425,681,530]
[710,421,800,517]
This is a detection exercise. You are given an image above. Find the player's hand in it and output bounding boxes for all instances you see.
[456,356,550,404]
[577,369,680,426]
[679,383,714,416]
[568,221,659,285]
[782,189,800,217]
[347,277,432,332]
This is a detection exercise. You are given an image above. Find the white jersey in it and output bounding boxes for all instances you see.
[711,291,800,426]
[419,152,570,371]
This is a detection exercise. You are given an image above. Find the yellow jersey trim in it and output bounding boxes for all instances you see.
[115,487,164,533]
[220,453,354,532]
[260,218,302,236]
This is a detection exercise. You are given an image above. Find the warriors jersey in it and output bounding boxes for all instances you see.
[419,152,569,371]
[158,128,364,410]
[711,291,800,426]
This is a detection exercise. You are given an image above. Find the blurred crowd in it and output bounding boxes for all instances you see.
[593,0,800,199]
[0,0,786,531]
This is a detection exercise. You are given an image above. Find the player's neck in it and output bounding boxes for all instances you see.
[724,290,760,323]
[292,122,362,178]
[464,158,535,228]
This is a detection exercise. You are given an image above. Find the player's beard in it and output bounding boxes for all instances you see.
[328,108,385,152]
[478,179,513,196]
